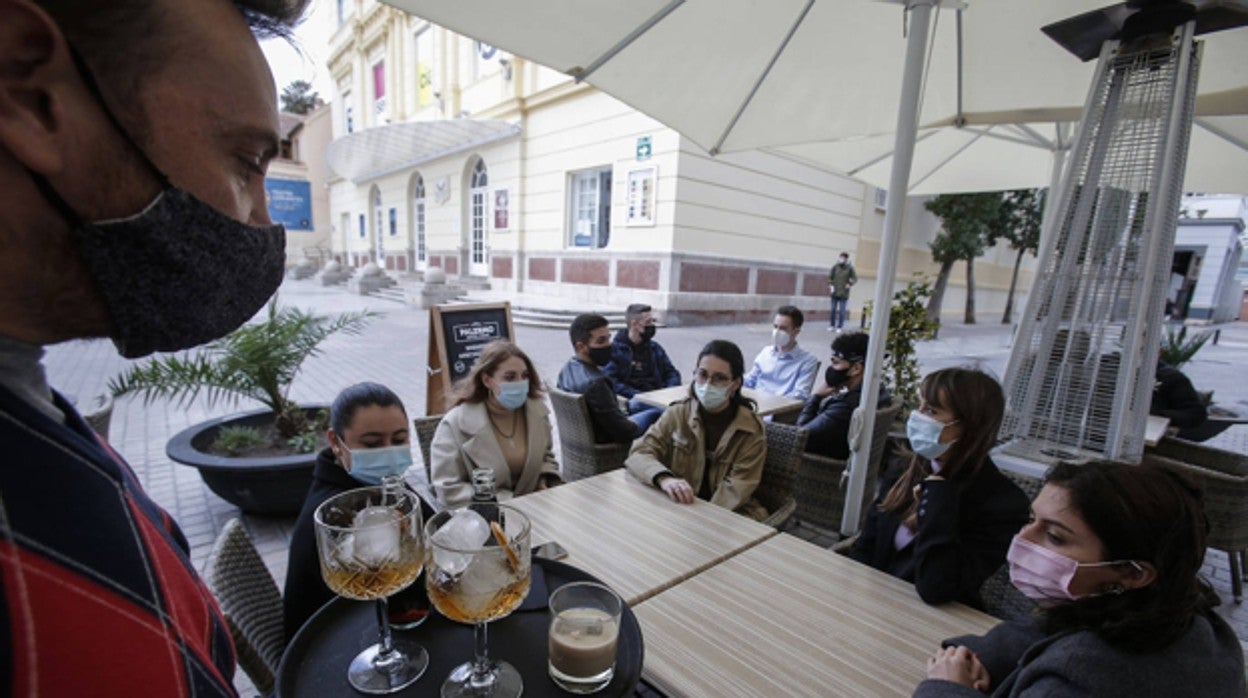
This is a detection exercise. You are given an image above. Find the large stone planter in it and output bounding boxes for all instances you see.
[166,406,325,516]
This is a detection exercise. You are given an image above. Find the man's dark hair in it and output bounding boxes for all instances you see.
[775,305,804,328]
[569,313,609,348]
[830,331,869,363]
[625,303,652,323]
[37,1,309,129]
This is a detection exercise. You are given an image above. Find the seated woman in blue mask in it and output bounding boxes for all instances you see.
[430,340,562,508]
[915,461,1245,696]
[847,367,1029,608]
[283,381,426,639]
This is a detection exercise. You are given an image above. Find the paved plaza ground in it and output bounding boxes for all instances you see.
[41,278,1248,695]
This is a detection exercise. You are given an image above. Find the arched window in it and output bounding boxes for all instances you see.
[414,176,427,266]
[468,160,489,276]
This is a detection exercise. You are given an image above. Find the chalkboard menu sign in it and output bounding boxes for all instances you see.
[427,302,514,414]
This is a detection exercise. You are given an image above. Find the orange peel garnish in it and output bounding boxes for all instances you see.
[490,520,522,570]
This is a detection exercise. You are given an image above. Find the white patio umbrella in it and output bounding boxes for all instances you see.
[772,117,1248,195]
[382,0,1248,534]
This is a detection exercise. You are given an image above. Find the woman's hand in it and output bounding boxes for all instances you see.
[926,645,990,693]
[658,475,695,504]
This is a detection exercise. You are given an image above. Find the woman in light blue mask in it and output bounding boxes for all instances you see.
[284,381,428,639]
[430,340,562,508]
[625,340,769,520]
[846,368,1030,610]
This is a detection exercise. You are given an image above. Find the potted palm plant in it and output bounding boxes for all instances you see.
[110,298,376,515]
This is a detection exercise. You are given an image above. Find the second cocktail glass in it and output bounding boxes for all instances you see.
[425,503,532,697]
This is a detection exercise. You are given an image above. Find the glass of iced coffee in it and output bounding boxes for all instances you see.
[548,582,622,694]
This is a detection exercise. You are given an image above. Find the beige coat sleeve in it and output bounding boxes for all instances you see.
[429,408,474,508]
[625,407,681,487]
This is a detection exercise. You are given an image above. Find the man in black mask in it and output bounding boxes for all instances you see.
[0,1,307,694]
[797,331,891,458]
[557,313,645,444]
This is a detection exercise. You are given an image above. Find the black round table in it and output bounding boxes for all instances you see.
[278,558,644,697]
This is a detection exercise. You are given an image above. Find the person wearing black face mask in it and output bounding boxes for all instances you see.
[557,313,646,444]
[0,2,307,695]
[603,302,682,432]
[796,331,891,459]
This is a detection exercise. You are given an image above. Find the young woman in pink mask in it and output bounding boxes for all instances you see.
[915,461,1245,697]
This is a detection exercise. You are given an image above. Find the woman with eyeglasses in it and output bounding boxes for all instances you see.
[847,367,1030,608]
[914,461,1244,696]
[430,339,562,508]
[625,339,769,520]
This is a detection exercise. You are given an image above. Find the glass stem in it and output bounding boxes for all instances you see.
[472,621,491,679]
[375,598,397,665]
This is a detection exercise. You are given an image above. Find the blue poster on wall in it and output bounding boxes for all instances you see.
[265,178,313,230]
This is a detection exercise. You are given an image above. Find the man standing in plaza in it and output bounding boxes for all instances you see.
[743,305,819,401]
[604,303,682,431]
[828,252,858,330]
[557,314,645,444]
[0,1,306,694]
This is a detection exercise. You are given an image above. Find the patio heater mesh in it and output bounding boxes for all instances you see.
[999,27,1200,463]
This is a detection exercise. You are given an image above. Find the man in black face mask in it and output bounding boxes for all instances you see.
[557,313,645,444]
[796,331,891,459]
[0,1,307,694]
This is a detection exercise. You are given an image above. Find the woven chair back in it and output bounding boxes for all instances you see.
[203,518,283,695]
[413,414,444,481]
[757,422,807,528]
[548,387,630,481]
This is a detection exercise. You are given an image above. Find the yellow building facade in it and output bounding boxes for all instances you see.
[323,0,1033,323]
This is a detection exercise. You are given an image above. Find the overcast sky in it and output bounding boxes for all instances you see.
[261,0,335,106]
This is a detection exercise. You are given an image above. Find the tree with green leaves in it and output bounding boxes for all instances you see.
[924,192,1000,324]
[280,79,321,115]
[989,189,1043,324]
[863,279,940,411]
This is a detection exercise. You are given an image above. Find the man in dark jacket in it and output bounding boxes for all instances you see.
[797,331,890,458]
[557,314,645,444]
[604,303,682,431]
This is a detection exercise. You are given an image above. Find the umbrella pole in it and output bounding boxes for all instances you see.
[841,0,936,537]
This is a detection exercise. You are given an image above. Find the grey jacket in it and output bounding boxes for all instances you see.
[913,612,1245,697]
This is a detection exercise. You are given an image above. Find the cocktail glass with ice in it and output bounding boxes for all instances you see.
[425,504,532,698]
[314,480,428,694]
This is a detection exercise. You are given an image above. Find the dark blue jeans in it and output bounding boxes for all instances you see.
[626,399,664,432]
[830,296,849,328]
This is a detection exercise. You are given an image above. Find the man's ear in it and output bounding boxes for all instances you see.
[0,1,76,174]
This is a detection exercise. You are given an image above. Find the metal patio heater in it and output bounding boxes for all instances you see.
[999,1,1248,463]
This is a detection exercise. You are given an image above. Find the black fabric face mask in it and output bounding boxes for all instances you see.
[30,49,285,358]
[641,325,656,341]
[825,365,852,389]
[588,345,613,366]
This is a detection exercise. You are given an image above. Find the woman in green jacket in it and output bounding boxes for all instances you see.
[625,339,768,520]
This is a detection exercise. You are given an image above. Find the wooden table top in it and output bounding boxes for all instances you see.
[633,534,1000,697]
[632,385,804,418]
[505,469,778,606]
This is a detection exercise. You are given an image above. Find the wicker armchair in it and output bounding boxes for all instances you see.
[794,404,902,533]
[756,422,807,529]
[413,414,444,481]
[548,387,631,482]
[203,518,283,695]
[1142,447,1248,602]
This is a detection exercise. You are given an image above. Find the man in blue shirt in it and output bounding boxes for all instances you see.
[743,305,819,400]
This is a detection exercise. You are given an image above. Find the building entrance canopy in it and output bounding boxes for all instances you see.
[326,119,521,184]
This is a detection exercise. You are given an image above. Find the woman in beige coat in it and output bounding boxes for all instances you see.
[626,339,768,520]
[430,340,561,507]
